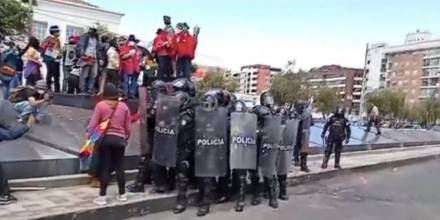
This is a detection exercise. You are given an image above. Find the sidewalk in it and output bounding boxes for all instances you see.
[1,145,440,220]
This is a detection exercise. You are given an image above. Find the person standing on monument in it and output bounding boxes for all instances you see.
[41,25,62,93]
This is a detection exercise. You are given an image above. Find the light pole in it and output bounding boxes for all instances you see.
[359,43,369,120]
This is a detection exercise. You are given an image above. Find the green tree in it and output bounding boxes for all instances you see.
[93,22,117,39]
[0,0,32,37]
[195,74,239,100]
[418,97,440,124]
[315,87,339,118]
[270,74,312,105]
[365,89,406,119]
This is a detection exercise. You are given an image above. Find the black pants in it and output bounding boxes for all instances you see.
[366,118,381,134]
[325,138,343,161]
[67,75,80,94]
[99,135,126,196]
[46,61,60,92]
[0,162,10,196]
[157,55,174,82]
[106,69,121,89]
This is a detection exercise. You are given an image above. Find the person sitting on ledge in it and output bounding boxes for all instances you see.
[9,80,52,127]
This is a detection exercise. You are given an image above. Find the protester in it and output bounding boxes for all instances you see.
[153,27,174,82]
[21,37,42,86]
[67,60,81,94]
[87,83,131,206]
[77,27,100,95]
[41,25,62,93]
[119,35,138,98]
[105,38,120,88]
[0,162,16,205]
[11,81,51,127]
[0,41,19,99]
[62,36,79,92]
[98,35,110,95]
[173,22,198,79]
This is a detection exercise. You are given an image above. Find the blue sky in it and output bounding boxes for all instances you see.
[90,0,440,71]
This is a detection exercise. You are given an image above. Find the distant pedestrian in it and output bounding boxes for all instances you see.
[366,104,381,135]
[98,35,110,95]
[87,83,131,206]
[41,25,62,93]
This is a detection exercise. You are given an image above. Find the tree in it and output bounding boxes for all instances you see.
[93,22,117,39]
[315,87,339,118]
[270,74,312,105]
[0,0,32,37]
[365,89,405,119]
[195,74,239,100]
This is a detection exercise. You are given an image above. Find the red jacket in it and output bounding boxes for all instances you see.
[153,31,174,56]
[173,31,197,59]
[119,44,134,75]
[132,47,142,74]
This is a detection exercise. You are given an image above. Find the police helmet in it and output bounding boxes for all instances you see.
[260,91,274,107]
[233,100,247,112]
[171,78,196,97]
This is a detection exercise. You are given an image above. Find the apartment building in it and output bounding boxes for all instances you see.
[228,64,282,95]
[302,65,363,115]
[362,31,440,110]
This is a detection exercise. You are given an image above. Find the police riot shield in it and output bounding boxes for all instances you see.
[152,94,181,168]
[230,112,258,170]
[277,119,299,175]
[259,115,283,178]
[194,106,228,177]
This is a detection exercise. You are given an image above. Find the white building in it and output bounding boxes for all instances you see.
[32,0,123,43]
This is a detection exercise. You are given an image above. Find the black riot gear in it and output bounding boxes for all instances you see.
[260,91,274,107]
[321,112,351,169]
[251,97,283,209]
[171,78,196,97]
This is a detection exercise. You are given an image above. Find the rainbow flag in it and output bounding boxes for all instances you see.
[79,120,110,157]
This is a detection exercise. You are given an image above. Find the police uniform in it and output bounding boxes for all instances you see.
[321,110,351,169]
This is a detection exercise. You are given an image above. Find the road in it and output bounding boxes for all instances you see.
[130,159,440,220]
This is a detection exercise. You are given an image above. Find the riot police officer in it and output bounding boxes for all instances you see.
[294,101,313,173]
[276,106,299,201]
[128,80,167,193]
[251,91,282,209]
[321,107,351,169]
[151,79,196,194]
[170,79,197,214]
[193,89,230,217]
[229,100,258,212]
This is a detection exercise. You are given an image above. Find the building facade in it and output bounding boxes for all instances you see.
[32,0,123,43]
[228,64,282,95]
[302,65,363,115]
[362,31,440,112]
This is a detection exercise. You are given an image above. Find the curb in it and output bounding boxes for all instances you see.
[29,151,440,220]
[10,145,437,189]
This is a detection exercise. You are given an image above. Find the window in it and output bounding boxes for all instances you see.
[66,25,84,39]
[32,21,48,42]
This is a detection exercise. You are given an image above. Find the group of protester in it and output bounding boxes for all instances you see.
[0,15,199,99]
